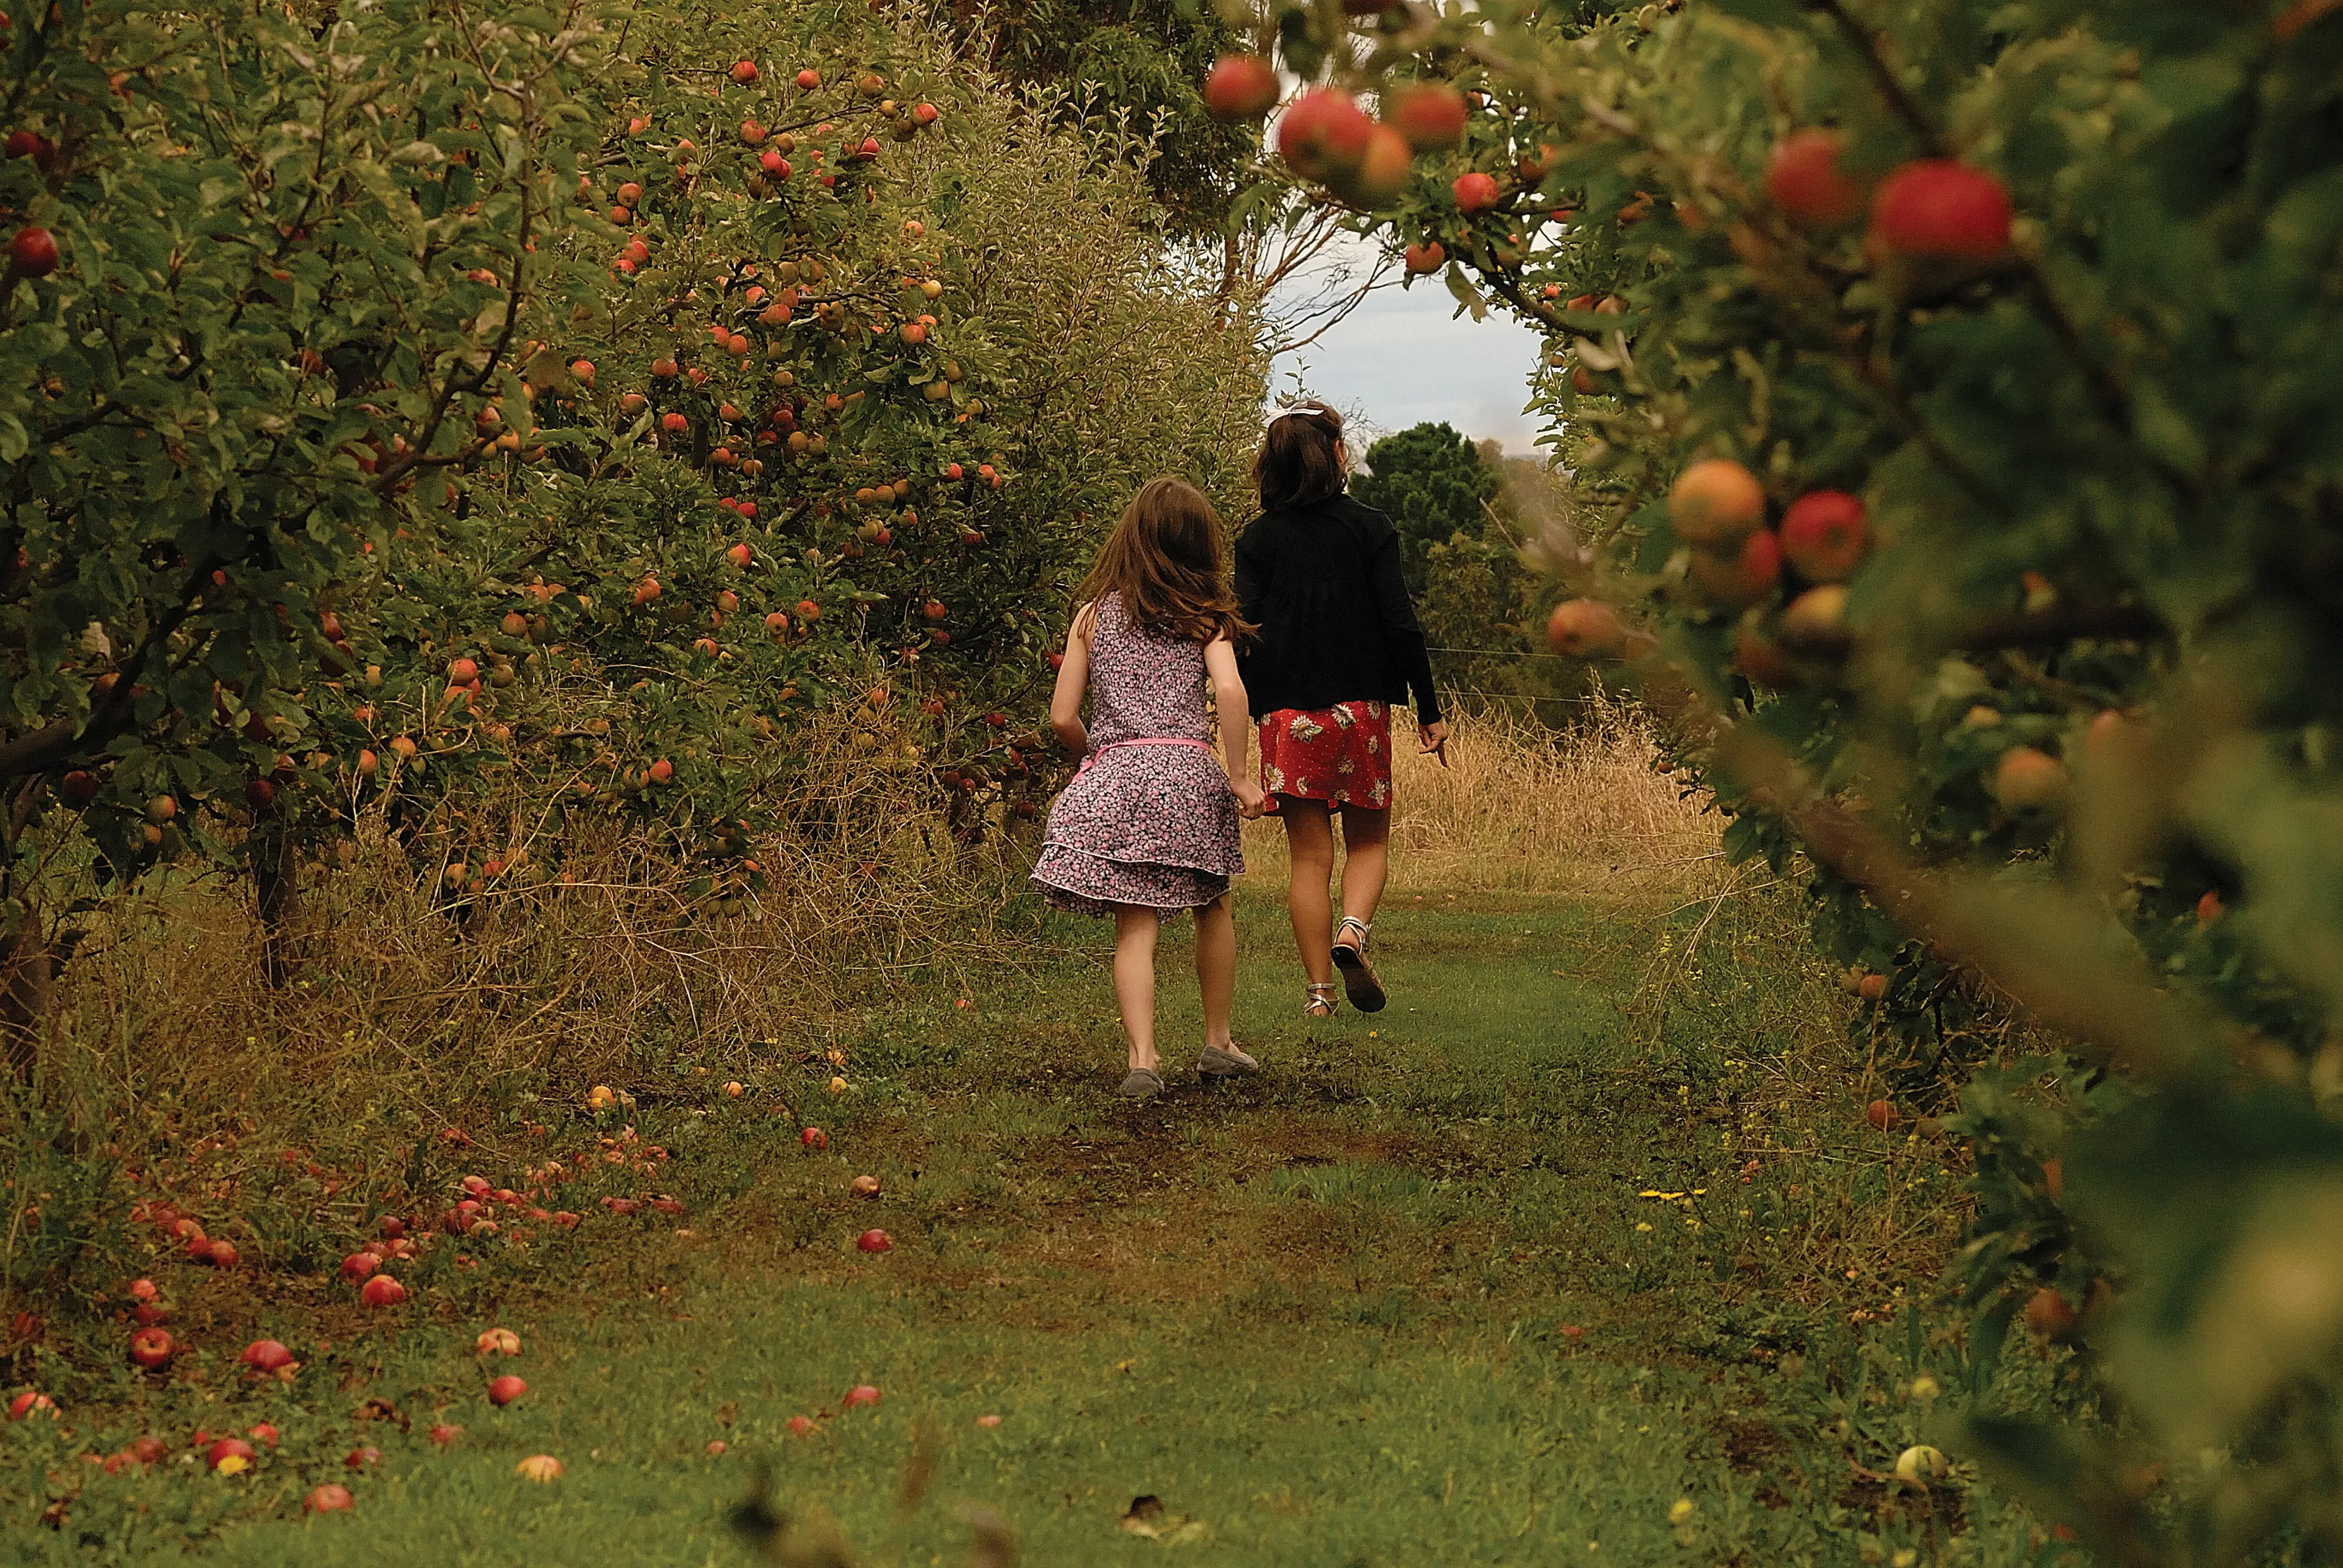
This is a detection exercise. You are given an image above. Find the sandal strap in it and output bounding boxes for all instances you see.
[1335,915,1372,946]
[1304,980,1339,1016]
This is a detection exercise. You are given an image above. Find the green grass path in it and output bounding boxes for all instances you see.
[24,896,1992,1566]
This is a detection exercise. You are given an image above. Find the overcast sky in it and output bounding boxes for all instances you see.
[1266,232,1551,456]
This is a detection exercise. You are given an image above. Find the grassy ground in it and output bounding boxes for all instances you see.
[6,884,2043,1566]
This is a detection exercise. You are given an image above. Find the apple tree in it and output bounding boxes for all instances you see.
[0,0,619,1039]
[1212,0,2343,1557]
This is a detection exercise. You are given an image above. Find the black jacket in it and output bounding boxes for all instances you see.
[1233,493,1443,725]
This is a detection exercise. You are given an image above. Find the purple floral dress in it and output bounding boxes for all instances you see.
[1032,593,1245,918]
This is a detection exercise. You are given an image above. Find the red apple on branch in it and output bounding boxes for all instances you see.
[1278,89,1373,182]
[1766,130,1864,226]
[1385,82,1466,150]
[1451,171,1501,214]
[1780,490,1869,581]
[1668,459,1766,545]
[1546,599,1625,659]
[1871,161,2012,259]
[9,226,59,278]
[1203,56,1278,122]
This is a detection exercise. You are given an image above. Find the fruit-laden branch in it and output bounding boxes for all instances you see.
[0,555,219,786]
[1807,0,2199,508]
[1640,663,2220,1080]
[370,135,539,498]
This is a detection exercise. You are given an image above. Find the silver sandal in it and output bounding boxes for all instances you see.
[1331,917,1386,1013]
[1303,980,1339,1018]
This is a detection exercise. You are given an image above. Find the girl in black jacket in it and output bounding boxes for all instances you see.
[1234,401,1447,1016]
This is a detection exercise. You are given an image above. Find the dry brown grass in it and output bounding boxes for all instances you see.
[1239,693,1723,898]
[30,725,1032,1173]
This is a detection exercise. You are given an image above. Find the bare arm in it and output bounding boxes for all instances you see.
[1206,635,1266,819]
[1049,605,1094,754]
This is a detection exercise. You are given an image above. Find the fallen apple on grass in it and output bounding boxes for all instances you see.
[340,1252,378,1283]
[476,1327,522,1357]
[247,1422,279,1447]
[785,1415,816,1437]
[488,1374,528,1407]
[515,1454,564,1482]
[346,1445,382,1469]
[1894,1444,1950,1483]
[801,1127,828,1151]
[359,1274,407,1307]
[8,1391,57,1420]
[429,1424,462,1447]
[129,1327,173,1369]
[850,1175,881,1199]
[856,1229,892,1254]
[238,1340,297,1374]
[304,1483,355,1513]
[842,1384,882,1409]
[207,1437,257,1474]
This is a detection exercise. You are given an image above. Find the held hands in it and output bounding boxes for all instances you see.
[1229,777,1269,820]
[1419,720,1451,767]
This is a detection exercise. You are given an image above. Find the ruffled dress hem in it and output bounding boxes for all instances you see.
[1031,846,1230,918]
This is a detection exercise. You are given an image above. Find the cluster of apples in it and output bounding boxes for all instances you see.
[1764,130,2012,261]
[1545,457,1871,678]
[1204,55,1470,209]
[128,1200,240,1271]
[1670,459,1869,635]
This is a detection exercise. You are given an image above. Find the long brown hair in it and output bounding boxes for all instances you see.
[1074,477,1250,644]
[1253,400,1346,511]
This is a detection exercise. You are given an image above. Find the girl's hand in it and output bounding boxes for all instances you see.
[1419,720,1451,767]
[1230,777,1268,820]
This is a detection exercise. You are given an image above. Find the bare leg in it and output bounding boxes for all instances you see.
[1193,894,1236,1051]
[1280,799,1336,986]
[1336,805,1391,928]
[1112,906,1160,1073]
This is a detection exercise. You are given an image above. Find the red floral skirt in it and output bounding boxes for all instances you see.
[1257,701,1392,809]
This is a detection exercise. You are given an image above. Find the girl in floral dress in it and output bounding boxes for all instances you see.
[1234,402,1448,1016]
[1033,478,1269,1099]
